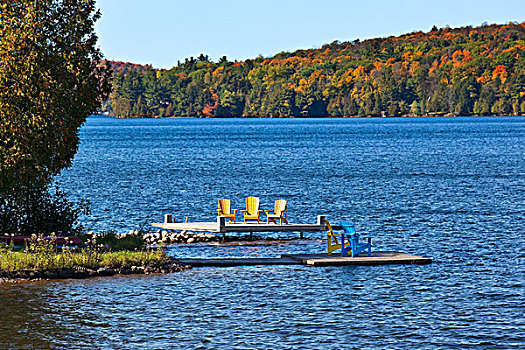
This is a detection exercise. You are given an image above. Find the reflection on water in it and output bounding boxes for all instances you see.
[1,117,524,349]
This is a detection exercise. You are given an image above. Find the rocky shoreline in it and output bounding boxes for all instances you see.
[142,230,218,245]
[0,257,189,284]
[140,229,312,245]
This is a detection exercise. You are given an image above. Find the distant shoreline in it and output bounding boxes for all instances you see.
[99,114,524,119]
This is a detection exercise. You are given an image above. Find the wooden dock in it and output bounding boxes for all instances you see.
[152,215,332,236]
[282,252,432,266]
[175,251,431,267]
[155,215,432,267]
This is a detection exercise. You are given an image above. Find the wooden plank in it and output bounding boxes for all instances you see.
[152,215,331,233]
[152,222,219,232]
[222,223,326,233]
[173,251,431,268]
[175,257,301,267]
[281,251,432,266]
[151,222,327,233]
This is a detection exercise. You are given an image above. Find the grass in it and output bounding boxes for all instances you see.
[89,231,146,251]
[0,235,169,272]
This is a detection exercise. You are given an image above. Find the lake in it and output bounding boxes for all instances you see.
[1,116,524,349]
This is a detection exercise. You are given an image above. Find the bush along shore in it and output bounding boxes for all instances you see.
[0,234,189,284]
[0,229,308,283]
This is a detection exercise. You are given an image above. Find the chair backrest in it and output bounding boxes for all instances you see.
[274,199,287,215]
[245,196,260,215]
[340,221,357,235]
[218,198,231,215]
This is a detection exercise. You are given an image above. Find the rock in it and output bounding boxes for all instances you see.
[14,270,27,279]
[130,265,144,273]
[58,269,74,279]
[187,238,195,244]
[72,270,89,279]
[43,271,58,279]
[96,267,115,276]
[29,271,42,279]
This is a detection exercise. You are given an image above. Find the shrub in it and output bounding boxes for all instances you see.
[90,231,146,252]
[0,182,89,236]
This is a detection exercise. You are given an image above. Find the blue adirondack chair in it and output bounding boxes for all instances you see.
[340,221,372,257]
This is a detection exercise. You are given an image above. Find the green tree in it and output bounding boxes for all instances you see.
[410,100,421,115]
[107,22,525,119]
[0,0,111,233]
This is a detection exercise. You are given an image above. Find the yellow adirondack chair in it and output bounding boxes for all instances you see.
[217,198,238,223]
[241,196,262,223]
[265,199,288,224]
[325,219,342,254]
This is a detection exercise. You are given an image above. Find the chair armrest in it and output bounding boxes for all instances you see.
[232,209,239,214]
[341,233,372,239]
[240,210,246,214]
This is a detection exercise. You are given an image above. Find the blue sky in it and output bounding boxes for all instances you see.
[95,0,525,69]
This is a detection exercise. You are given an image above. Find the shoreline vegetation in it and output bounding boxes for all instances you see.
[0,231,313,284]
[107,113,524,119]
[106,22,525,119]
[0,253,186,284]
[0,233,188,284]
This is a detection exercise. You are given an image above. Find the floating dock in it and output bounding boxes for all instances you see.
[152,215,332,238]
[153,215,329,233]
[156,215,432,267]
[175,251,432,267]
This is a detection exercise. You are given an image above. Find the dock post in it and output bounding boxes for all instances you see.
[164,214,173,224]
[217,216,226,239]
[317,215,326,227]
[300,231,304,239]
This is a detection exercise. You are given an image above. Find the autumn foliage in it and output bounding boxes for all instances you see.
[108,22,525,118]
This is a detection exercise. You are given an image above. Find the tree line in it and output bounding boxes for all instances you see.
[107,22,525,118]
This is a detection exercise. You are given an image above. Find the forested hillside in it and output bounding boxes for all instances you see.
[107,22,525,117]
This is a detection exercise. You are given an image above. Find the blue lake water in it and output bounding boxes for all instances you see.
[1,116,524,349]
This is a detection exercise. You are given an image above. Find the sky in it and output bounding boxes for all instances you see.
[95,0,525,69]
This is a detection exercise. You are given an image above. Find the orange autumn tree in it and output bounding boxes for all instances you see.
[109,22,525,118]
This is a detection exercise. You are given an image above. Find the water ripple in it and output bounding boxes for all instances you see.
[1,117,524,349]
